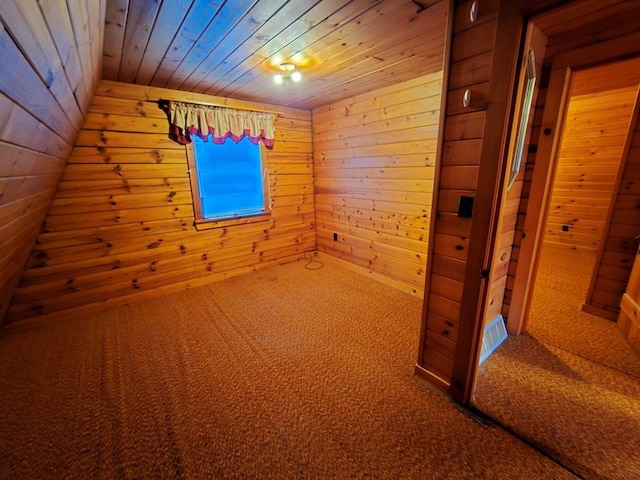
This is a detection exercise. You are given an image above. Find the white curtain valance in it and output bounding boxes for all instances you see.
[163,101,277,148]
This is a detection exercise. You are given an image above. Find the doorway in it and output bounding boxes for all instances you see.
[472,47,640,480]
[526,58,640,376]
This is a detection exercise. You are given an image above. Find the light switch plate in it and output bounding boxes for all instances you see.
[458,196,474,218]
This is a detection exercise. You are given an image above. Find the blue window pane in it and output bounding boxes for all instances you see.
[193,135,265,220]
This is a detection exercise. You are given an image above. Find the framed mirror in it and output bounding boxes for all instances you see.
[507,48,536,190]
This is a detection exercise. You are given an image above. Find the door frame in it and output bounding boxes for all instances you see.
[505,33,640,338]
[506,60,572,335]
[424,1,640,406]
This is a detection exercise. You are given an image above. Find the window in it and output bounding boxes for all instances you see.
[186,135,270,228]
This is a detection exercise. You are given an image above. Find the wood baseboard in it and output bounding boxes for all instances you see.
[581,303,618,321]
[1,252,310,335]
[414,364,450,393]
[315,252,425,299]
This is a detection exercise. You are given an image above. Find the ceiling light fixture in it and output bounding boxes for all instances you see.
[273,63,302,85]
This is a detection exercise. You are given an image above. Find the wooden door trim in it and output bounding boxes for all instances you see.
[443,1,640,406]
[507,36,640,336]
[506,63,573,335]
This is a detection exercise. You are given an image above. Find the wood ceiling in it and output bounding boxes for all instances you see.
[102,0,447,110]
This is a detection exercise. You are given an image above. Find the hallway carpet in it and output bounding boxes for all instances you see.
[474,245,640,480]
[0,258,574,479]
[528,245,640,378]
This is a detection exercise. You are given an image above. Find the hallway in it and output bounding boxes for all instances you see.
[474,245,640,480]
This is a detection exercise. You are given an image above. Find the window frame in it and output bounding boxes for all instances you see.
[185,136,271,231]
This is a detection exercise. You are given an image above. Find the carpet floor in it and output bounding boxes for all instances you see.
[528,245,640,378]
[0,258,575,479]
[474,245,640,480]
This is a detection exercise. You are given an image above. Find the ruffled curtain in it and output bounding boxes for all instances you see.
[161,101,277,148]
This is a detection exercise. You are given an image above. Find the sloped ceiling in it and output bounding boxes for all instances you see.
[103,0,447,110]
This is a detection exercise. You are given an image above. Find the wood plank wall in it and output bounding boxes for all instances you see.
[584,94,640,319]
[544,60,640,251]
[312,73,443,296]
[5,80,314,327]
[0,1,104,324]
[417,0,502,387]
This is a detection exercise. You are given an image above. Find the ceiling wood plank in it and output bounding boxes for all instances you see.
[0,1,83,130]
[299,1,444,78]
[134,0,193,84]
[0,22,76,144]
[227,1,446,108]
[68,0,96,101]
[571,57,640,96]
[102,0,128,80]
[87,0,106,98]
[543,0,634,37]
[103,0,448,110]
[545,8,640,61]
[211,0,388,102]
[118,0,162,83]
[149,0,228,87]
[170,0,290,91]
[532,0,625,33]
[37,0,86,105]
[195,0,327,95]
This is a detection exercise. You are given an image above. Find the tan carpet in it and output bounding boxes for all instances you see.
[528,245,640,378]
[475,335,640,480]
[0,259,574,479]
[474,245,640,480]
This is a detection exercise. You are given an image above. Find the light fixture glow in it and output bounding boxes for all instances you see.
[273,63,302,85]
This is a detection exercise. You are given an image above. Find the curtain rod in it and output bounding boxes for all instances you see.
[147,99,283,116]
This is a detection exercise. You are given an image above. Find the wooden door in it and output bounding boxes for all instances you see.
[618,240,640,353]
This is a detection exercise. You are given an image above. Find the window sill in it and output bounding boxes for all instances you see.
[194,212,271,231]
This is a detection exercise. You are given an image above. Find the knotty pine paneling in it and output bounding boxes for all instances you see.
[584,98,640,319]
[0,1,104,324]
[544,74,639,250]
[417,0,500,387]
[5,80,314,326]
[312,73,442,297]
